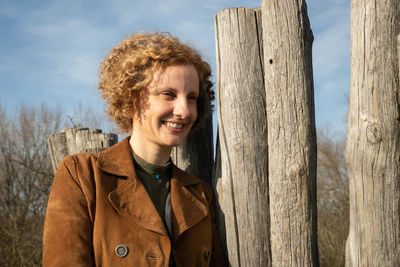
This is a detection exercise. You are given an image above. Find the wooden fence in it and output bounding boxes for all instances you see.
[48,0,400,266]
[47,126,118,173]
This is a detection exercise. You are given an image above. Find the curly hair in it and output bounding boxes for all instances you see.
[98,32,214,133]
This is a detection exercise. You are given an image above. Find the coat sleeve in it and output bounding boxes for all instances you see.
[43,156,94,267]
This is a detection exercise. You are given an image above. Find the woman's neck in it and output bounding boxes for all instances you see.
[129,135,172,166]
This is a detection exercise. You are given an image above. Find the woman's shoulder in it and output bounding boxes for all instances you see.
[172,164,214,203]
[58,136,133,178]
[54,152,102,196]
[58,152,101,176]
[172,164,210,186]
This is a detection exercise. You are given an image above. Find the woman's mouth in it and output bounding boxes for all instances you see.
[163,121,184,129]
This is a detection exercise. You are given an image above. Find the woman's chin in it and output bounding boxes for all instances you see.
[162,137,185,148]
[160,132,189,148]
[167,140,184,147]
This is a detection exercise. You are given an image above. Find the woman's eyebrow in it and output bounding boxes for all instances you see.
[157,87,176,92]
[188,91,199,96]
[156,86,198,95]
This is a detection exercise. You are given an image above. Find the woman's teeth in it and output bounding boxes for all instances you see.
[165,122,183,129]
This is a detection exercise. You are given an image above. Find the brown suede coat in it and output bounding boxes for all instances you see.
[43,137,226,267]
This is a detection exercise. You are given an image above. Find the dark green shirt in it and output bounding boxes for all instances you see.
[131,151,171,231]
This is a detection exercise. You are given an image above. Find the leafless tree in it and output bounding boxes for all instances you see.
[64,102,116,133]
[0,103,62,266]
[317,130,349,267]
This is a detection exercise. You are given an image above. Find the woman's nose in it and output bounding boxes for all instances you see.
[173,97,191,119]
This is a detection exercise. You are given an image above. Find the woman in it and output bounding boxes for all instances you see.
[43,32,226,266]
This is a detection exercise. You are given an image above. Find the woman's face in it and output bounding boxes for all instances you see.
[132,64,199,149]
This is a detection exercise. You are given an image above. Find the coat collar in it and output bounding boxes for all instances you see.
[97,137,200,186]
[170,167,209,241]
[96,136,136,178]
[98,137,208,239]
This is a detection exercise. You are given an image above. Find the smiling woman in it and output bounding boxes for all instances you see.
[130,65,200,165]
[42,32,226,267]
[98,32,214,134]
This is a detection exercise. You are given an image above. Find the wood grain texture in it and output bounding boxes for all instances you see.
[215,7,271,267]
[47,126,118,173]
[261,0,319,266]
[212,130,229,264]
[171,114,213,184]
[346,1,400,265]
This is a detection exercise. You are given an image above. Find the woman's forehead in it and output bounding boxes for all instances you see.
[147,64,199,91]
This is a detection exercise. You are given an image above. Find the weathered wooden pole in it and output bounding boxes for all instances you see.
[171,113,213,184]
[212,130,228,261]
[47,126,118,173]
[346,0,400,265]
[215,8,271,266]
[261,0,319,266]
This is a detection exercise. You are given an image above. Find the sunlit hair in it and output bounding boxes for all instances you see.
[98,32,214,133]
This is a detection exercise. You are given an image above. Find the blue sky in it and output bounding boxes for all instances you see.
[0,0,349,138]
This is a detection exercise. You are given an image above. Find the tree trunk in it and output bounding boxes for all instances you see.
[261,0,319,266]
[346,0,400,265]
[171,114,213,184]
[47,126,118,173]
[215,7,271,267]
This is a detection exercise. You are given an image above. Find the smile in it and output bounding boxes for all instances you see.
[163,121,184,129]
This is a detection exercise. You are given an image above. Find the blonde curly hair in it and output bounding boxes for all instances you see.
[98,32,214,133]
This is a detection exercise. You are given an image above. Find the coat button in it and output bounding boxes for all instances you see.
[115,245,128,258]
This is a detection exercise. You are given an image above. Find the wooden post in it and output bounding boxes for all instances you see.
[261,0,319,266]
[215,8,271,266]
[346,0,400,265]
[171,113,213,184]
[212,131,228,262]
[47,126,118,173]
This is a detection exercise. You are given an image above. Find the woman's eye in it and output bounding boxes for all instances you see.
[188,95,198,101]
[162,92,175,98]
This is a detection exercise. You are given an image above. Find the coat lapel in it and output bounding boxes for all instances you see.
[96,137,209,241]
[170,166,208,242]
[97,137,168,236]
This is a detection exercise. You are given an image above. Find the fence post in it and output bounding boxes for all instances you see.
[346,0,400,265]
[171,114,213,184]
[261,0,319,265]
[215,7,271,266]
[47,126,118,173]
